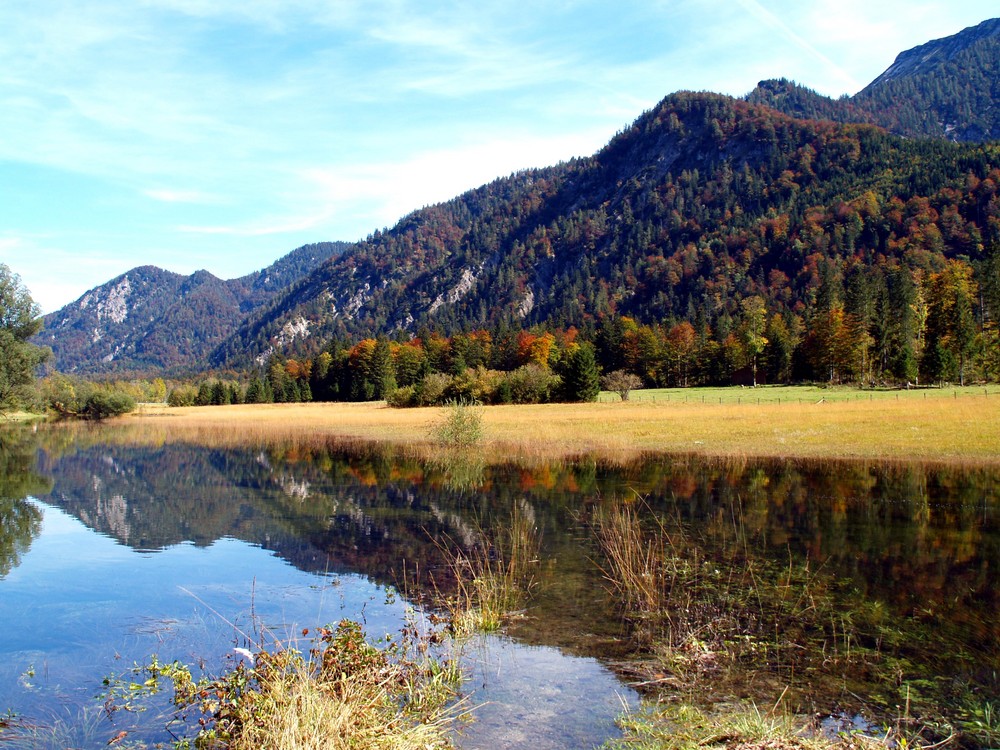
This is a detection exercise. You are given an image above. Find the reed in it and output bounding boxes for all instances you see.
[590,496,906,694]
[604,698,953,750]
[435,504,540,635]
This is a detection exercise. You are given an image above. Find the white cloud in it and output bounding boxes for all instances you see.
[1,234,130,314]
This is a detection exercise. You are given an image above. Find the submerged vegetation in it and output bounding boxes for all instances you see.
[592,495,999,748]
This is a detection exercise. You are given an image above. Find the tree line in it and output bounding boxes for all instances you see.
[171,244,1000,409]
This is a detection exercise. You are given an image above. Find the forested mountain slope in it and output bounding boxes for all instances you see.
[748,17,1000,141]
[37,242,348,374]
[38,19,1000,379]
[212,91,1000,373]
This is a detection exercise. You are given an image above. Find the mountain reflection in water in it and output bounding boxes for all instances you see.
[0,427,997,747]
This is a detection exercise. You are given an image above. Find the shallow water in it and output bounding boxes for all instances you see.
[0,426,998,747]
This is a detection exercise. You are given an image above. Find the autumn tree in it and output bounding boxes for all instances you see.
[922,260,978,385]
[738,296,768,387]
[602,370,643,401]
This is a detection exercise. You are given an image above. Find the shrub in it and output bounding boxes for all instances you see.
[167,386,197,407]
[505,364,560,404]
[385,385,418,408]
[447,366,503,405]
[431,399,485,448]
[417,372,452,406]
[81,391,136,420]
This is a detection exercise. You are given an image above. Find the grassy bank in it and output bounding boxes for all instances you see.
[121,385,1000,465]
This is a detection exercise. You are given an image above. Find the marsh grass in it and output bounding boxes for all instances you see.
[106,619,465,750]
[108,387,1000,466]
[590,495,999,746]
[593,497,907,694]
[432,504,541,635]
[430,399,485,448]
[604,698,956,750]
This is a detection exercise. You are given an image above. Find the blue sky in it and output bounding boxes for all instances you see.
[2,1,997,313]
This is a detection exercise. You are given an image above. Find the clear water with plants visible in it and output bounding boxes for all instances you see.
[0,425,998,748]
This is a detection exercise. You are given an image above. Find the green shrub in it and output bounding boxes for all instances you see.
[505,364,560,404]
[81,391,136,420]
[385,385,418,408]
[167,386,197,407]
[431,399,485,447]
[447,366,503,404]
[417,372,451,406]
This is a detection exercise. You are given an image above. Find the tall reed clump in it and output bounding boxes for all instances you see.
[111,619,463,750]
[431,399,485,449]
[440,503,540,635]
[591,499,705,650]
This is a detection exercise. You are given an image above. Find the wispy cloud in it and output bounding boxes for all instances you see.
[730,0,863,93]
[143,188,223,204]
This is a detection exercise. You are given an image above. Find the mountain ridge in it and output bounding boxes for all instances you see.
[37,242,348,374]
[35,18,1000,377]
[749,17,1000,142]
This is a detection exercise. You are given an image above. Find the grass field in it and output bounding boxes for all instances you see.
[122,384,1000,465]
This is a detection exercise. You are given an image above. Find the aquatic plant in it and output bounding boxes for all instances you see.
[433,502,540,635]
[103,619,464,750]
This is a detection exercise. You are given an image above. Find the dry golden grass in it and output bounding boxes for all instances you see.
[124,392,1000,466]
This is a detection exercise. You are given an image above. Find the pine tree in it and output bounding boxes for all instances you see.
[561,344,601,402]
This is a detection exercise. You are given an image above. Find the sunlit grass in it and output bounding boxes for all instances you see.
[117,386,1000,465]
[104,620,465,750]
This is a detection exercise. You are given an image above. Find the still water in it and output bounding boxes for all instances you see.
[0,426,998,748]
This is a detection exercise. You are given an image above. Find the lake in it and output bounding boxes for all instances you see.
[0,425,997,748]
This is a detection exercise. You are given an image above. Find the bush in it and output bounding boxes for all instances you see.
[81,391,136,420]
[506,364,560,404]
[447,366,504,405]
[167,386,197,407]
[385,385,418,408]
[431,399,485,448]
[416,372,452,406]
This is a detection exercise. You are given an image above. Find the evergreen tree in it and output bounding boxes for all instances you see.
[246,376,267,404]
[195,381,213,406]
[561,344,601,402]
[370,337,397,400]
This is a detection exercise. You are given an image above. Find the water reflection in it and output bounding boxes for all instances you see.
[0,428,49,577]
[29,438,999,658]
[2,427,998,746]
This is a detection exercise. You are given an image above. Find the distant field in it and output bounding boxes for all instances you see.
[597,383,1000,404]
[122,384,1000,466]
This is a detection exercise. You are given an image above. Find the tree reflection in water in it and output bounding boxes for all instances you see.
[9,426,1000,737]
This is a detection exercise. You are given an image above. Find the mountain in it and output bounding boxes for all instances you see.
[38,19,1000,376]
[36,242,348,374]
[748,18,1000,141]
[211,90,1000,369]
